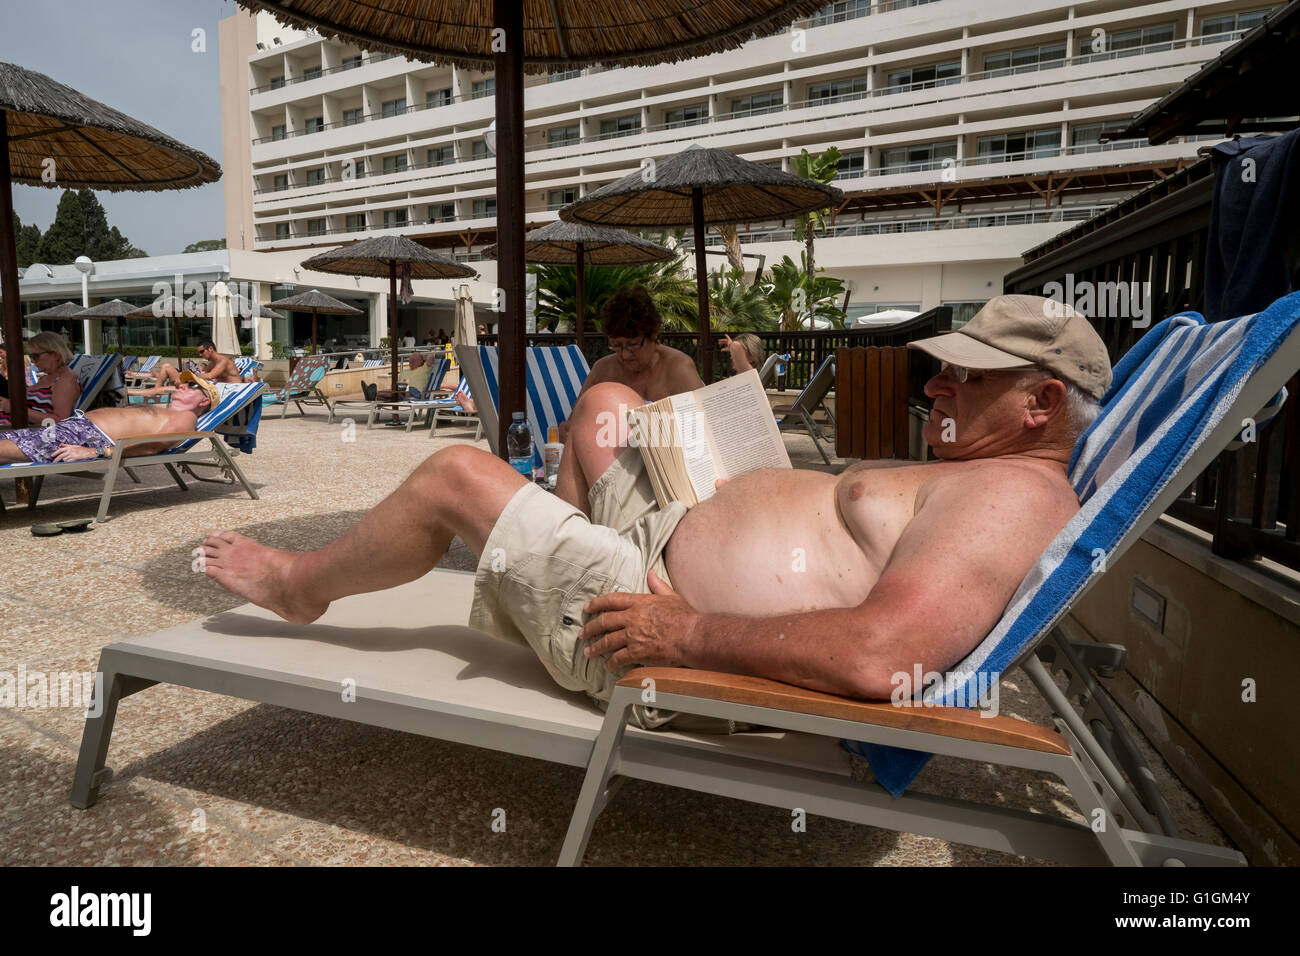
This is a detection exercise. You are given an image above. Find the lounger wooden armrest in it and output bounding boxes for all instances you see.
[107,431,210,457]
[618,667,1070,755]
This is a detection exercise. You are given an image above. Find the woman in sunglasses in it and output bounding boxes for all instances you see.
[0,332,79,427]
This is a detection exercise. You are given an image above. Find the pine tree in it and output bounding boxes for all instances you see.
[33,189,85,264]
[13,213,42,268]
[78,189,117,260]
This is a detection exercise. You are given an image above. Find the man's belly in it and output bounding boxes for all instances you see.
[663,469,879,616]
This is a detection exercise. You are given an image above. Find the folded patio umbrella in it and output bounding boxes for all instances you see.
[0,59,220,429]
[236,0,829,450]
[483,221,674,349]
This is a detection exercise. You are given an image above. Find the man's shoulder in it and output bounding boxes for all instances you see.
[923,456,1079,519]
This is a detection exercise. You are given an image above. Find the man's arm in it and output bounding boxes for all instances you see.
[202,354,236,381]
[581,467,1076,699]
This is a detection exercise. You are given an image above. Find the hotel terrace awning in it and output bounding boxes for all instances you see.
[1107,0,1300,146]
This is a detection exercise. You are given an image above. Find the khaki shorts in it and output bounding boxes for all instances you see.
[469,451,749,733]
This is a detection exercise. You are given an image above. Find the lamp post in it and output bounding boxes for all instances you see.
[73,256,94,352]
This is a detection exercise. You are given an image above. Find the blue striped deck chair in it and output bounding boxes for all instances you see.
[427,376,483,440]
[455,344,590,472]
[561,294,1300,867]
[124,355,160,386]
[361,357,452,431]
[362,359,383,369]
[119,354,137,374]
[1,381,265,522]
[234,356,262,379]
[69,354,120,412]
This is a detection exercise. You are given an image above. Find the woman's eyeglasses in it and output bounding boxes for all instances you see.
[27,351,50,360]
[609,336,645,355]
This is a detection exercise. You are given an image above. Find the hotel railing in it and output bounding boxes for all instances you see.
[1004,160,1299,571]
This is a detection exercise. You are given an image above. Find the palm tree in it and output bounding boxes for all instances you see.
[763,253,847,331]
[531,243,698,332]
[708,267,778,331]
[792,146,842,279]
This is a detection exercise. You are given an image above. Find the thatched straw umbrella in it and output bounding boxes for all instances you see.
[233,0,828,452]
[301,235,474,399]
[269,288,362,355]
[75,299,137,354]
[0,60,219,431]
[483,222,673,351]
[561,144,843,382]
[125,296,196,368]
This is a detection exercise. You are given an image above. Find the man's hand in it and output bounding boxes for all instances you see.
[579,569,698,672]
[50,444,99,462]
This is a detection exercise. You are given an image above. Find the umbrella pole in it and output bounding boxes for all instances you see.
[389,261,398,399]
[693,188,712,383]
[575,243,585,354]
[495,0,526,462]
[173,316,182,368]
[0,109,30,431]
[311,308,318,355]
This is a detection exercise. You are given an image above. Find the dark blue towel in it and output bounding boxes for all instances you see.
[1204,130,1300,322]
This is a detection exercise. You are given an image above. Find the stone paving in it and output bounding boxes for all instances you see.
[0,409,1236,865]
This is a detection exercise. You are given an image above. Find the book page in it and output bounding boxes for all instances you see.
[666,391,717,506]
[696,370,791,492]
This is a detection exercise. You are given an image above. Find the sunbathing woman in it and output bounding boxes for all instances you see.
[0,333,79,428]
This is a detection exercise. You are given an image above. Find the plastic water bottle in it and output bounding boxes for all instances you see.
[507,411,533,478]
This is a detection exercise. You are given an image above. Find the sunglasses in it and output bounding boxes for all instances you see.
[27,350,50,360]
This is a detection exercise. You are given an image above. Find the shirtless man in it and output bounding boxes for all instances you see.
[555,283,703,506]
[131,341,241,397]
[1,374,216,464]
[198,295,1109,719]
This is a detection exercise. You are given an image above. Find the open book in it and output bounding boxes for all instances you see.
[627,368,791,508]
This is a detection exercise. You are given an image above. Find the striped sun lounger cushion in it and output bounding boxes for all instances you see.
[233,357,261,377]
[851,293,1300,796]
[479,345,590,471]
[175,382,265,453]
[68,355,119,411]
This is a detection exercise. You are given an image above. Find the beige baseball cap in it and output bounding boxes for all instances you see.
[179,371,221,408]
[908,294,1112,399]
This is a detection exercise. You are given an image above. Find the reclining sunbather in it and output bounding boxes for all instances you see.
[199,296,1110,726]
[0,333,80,427]
[130,341,243,398]
[1,374,216,464]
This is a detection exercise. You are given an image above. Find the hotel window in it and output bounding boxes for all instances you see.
[274,223,290,239]
[303,65,322,81]
[304,166,326,185]
[382,209,408,229]
[548,187,578,210]
[471,139,490,160]
[1202,7,1274,42]
[342,107,363,126]
[350,157,366,179]
[345,214,366,232]
[271,123,286,141]
[1081,23,1175,61]
[807,76,868,103]
[272,173,288,191]
[382,154,409,174]
[306,218,327,236]
[664,103,708,128]
[942,301,985,329]
[304,116,324,134]
[730,90,783,117]
[426,87,452,108]
[427,202,456,222]
[877,140,957,173]
[472,197,497,218]
[810,0,871,26]
[381,97,407,118]
[832,151,866,180]
[1070,122,1140,153]
[471,78,495,99]
[599,114,641,138]
[976,128,1061,163]
[341,54,362,70]
[427,145,455,166]
[549,69,582,82]
[982,41,1067,76]
[885,60,960,92]
[270,75,285,90]
[547,124,581,148]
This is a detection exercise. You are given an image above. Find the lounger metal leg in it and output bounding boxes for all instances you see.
[25,475,44,510]
[95,460,129,523]
[558,689,637,866]
[123,466,142,484]
[803,410,831,464]
[70,654,157,809]
[209,439,258,502]
[163,463,189,491]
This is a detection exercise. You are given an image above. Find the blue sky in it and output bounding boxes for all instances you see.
[3,0,234,256]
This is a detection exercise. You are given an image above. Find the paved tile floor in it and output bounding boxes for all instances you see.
[0,411,1236,865]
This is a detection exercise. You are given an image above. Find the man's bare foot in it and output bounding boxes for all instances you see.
[201,531,328,624]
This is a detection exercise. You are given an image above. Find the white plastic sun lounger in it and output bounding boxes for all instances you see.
[68,297,1300,865]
